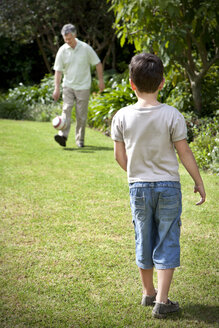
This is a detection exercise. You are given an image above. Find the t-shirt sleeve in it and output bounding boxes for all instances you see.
[171,111,187,142]
[53,48,64,71]
[111,112,124,142]
[87,45,100,66]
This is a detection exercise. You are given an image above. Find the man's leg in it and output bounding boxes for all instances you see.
[74,89,90,146]
[58,87,75,139]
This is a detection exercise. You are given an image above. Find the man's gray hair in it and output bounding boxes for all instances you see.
[61,24,77,36]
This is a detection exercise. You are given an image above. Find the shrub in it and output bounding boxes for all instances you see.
[159,66,194,113]
[165,81,193,113]
[182,112,218,143]
[88,72,136,135]
[0,98,31,120]
[7,74,55,106]
[0,97,61,122]
[189,116,219,172]
[88,77,136,135]
[210,137,219,174]
[28,103,62,122]
[182,111,204,143]
[201,65,219,116]
[0,74,59,121]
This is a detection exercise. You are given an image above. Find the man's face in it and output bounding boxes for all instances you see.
[63,33,76,48]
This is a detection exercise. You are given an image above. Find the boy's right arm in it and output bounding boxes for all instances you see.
[174,139,206,205]
[114,141,127,172]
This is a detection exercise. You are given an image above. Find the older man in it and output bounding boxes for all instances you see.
[53,24,105,147]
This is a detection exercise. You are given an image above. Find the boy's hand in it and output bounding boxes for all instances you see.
[194,185,206,205]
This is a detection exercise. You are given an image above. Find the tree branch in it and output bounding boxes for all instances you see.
[36,36,52,73]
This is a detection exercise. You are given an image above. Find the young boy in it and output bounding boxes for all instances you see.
[111,53,206,319]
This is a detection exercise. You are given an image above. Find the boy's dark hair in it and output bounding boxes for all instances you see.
[129,53,164,93]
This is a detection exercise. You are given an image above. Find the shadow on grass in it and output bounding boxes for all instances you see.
[150,304,219,325]
[64,145,113,153]
[181,304,219,325]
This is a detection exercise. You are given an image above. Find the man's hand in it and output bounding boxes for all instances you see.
[98,79,105,93]
[53,71,62,101]
[96,63,105,92]
[53,89,60,101]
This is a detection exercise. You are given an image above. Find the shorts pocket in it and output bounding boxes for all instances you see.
[158,190,181,221]
[130,196,146,222]
[132,196,145,209]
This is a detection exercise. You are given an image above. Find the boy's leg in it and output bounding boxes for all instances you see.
[129,183,156,305]
[156,268,174,303]
[153,181,182,301]
[139,268,156,296]
[152,268,179,318]
[152,182,181,317]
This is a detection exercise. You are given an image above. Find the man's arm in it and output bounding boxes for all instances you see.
[52,71,62,101]
[96,62,105,92]
[114,141,127,172]
[174,139,206,205]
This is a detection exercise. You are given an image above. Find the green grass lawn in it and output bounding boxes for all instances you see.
[0,119,218,328]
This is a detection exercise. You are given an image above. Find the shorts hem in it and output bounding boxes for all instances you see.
[137,262,180,270]
[137,262,154,270]
[154,263,180,270]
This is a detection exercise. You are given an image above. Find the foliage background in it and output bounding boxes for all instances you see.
[109,0,219,115]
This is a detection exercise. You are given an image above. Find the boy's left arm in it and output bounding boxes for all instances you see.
[114,141,127,172]
[174,138,206,205]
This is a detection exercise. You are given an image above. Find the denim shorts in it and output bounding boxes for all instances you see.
[129,181,182,270]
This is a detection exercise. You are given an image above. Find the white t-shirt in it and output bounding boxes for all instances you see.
[111,103,187,183]
[53,38,100,90]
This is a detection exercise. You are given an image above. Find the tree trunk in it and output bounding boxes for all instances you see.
[190,78,202,115]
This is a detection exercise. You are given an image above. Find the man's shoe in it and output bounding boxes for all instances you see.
[141,290,157,306]
[152,299,180,319]
[54,135,67,147]
[76,142,84,148]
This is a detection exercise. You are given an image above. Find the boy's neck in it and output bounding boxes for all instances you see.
[135,91,161,108]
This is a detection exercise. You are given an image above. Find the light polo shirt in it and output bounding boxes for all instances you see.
[53,38,100,90]
[111,103,187,183]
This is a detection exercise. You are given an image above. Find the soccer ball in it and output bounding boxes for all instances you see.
[52,116,66,130]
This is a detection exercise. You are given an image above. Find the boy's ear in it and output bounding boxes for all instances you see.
[129,79,136,91]
[158,78,165,90]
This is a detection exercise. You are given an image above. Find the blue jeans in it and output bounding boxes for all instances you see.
[129,181,182,270]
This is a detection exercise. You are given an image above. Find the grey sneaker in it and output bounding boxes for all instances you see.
[141,290,157,306]
[152,299,180,318]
